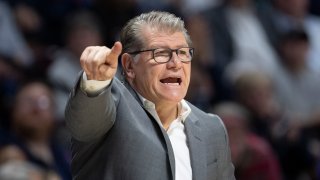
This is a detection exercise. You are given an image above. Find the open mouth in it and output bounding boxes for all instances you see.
[160,77,182,85]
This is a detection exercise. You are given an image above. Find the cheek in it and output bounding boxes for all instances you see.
[185,66,192,85]
[134,71,155,92]
[145,67,161,84]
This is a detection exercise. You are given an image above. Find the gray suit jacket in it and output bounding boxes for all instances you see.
[65,76,235,180]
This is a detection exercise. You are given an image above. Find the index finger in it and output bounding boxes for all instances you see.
[106,41,122,64]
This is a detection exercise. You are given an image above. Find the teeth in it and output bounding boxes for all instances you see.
[164,83,180,85]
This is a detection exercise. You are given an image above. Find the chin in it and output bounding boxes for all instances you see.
[162,94,185,103]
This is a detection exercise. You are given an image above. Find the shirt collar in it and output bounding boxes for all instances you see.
[137,94,191,123]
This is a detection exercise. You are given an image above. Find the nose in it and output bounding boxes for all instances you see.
[167,52,182,69]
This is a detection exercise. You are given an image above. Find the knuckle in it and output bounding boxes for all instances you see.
[92,60,100,66]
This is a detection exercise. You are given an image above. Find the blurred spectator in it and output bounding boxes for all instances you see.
[197,0,279,101]
[2,0,95,79]
[1,80,71,180]
[9,2,56,78]
[0,1,33,67]
[0,144,26,163]
[232,69,316,179]
[0,161,50,180]
[273,28,320,134]
[13,3,43,38]
[269,0,320,74]
[5,0,93,45]
[233,71,283,142]
[271,28,319,179]
[211,102,282,180]
[47,10,103,120]
[0,144,46,180]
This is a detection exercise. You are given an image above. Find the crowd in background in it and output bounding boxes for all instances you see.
[0,0,320,179]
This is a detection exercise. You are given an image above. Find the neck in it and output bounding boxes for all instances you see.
[15,127,50,144]
[156,102,180,130]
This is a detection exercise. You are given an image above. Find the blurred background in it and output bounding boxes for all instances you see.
[0,0,320,179]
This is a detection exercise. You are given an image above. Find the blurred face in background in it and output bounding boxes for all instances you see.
[12,82,55,138]
[244,79,273,116]
[280,39,309,72]
[65,11,104,58]
[235,72,275,117]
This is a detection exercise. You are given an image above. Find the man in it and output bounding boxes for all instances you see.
[65,11,235,180]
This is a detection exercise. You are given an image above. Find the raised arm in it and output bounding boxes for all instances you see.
[65,42,122,142]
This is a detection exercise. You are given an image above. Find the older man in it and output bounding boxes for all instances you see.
[65,11,235,180]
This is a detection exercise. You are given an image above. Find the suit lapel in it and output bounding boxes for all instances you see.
[122,79,176,179]
[143,109,176,180]
[185,113,207,180]
[160,128,176,180]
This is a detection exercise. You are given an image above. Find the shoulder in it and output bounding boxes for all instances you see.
[186,102,231,161]
[110,77,143,107]
[110,77,135,98]
[187,102,227,136]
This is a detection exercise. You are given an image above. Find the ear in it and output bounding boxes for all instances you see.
[121,53,135,79]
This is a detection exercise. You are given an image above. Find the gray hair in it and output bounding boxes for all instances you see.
[120,11,192,53]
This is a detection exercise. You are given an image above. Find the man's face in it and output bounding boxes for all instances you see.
[130,29,191,106]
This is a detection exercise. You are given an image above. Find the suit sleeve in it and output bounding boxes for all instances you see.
[65,73,116,142]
